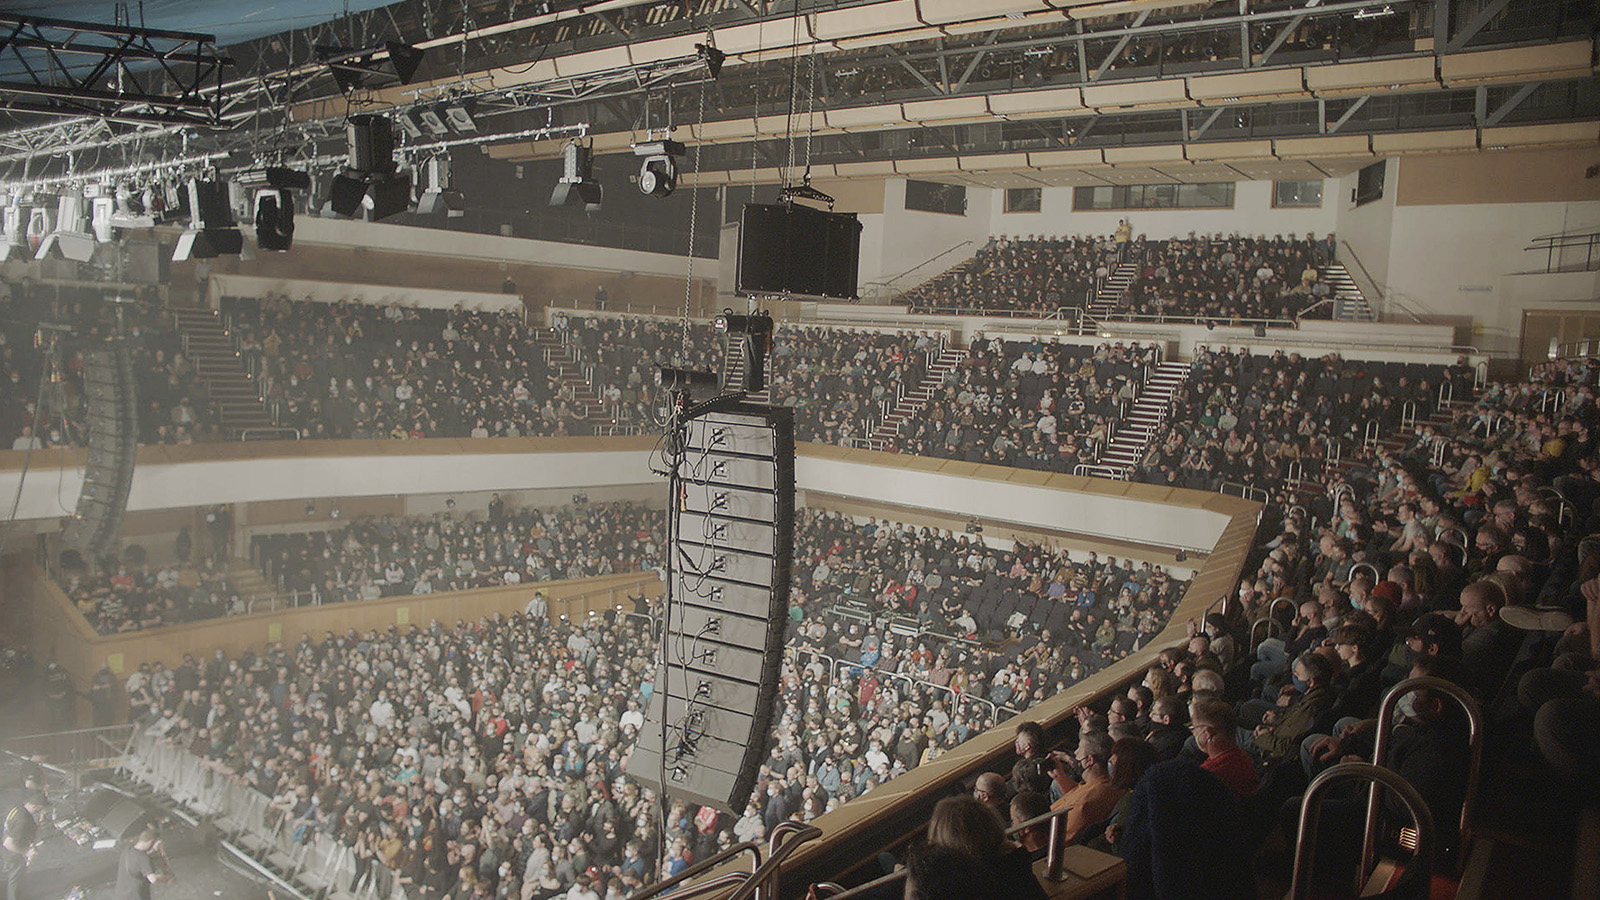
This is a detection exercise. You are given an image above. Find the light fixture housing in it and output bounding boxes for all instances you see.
[633,139,685,198]
[550,140,602,211]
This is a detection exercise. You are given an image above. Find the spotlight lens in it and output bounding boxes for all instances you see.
[713,316,729,333]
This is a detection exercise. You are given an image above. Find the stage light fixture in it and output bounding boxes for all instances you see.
[35,193,97,262]
[415,156,464,218]
[549,140,602,211]
[418,108,450,136]
[326,116,412,222]
[172,179,243,261]
[397,110,424,139]
[443,101,477,133]
[712,309,776,393]
[109,185,155,230]
[254,189,295,251]
[633,139,685,198]
[0,200,25,261]
[24,197,53,254]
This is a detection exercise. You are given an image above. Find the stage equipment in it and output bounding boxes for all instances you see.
[171,180,243,261]
[328,116,411,221]
[629,395,794,813]
[712,310,775,393]
[414,156,464,217]
[317,42,425,95]
[34,193,97,262]
[63,340,137,558]
[549,140,602,211]
[633,139,685,198]
[737,202,861,301]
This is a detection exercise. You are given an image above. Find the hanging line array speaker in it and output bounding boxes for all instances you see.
[628,401,794,812]
[63,340,137,559]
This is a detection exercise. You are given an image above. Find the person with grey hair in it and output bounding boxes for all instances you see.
[1046,730,1124,844]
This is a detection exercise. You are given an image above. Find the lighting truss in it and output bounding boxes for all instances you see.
[0,13,230,127]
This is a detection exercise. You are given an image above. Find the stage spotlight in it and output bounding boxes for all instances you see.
[24,198,53,254]
[0,200,25,261]
[172,180,243,261]
[397,110,424,139]
[35,193,97,262]
[712,309,775,393]
[633,139,685,198]
[326,116,412,222]
[418,108,450,136]
[443,101,477,133]
[549,140,602,211]
[254,189,295,251]
[415,156,464,218]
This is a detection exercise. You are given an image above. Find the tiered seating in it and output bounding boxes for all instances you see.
[883,337,1157,471]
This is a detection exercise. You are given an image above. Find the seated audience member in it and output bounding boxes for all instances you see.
[902,844,994,900]
[1250,652,1335,762]
[1189,698,1258,800]
[1103,737,1161,849]
[1455,579,1520,702]
[1008,791,1053,861]
[972,772,1009,824]
[923,797,1048,900]
[1047,732,1125,843]
[1144,697,1189,760]
[1120,758,1254,900]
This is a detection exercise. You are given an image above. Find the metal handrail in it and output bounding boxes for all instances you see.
[812,803,1083,899]
[1292,762,1436,900]
[724,822,824,900]
[626,841,765,900]
[1363,676,1483,880]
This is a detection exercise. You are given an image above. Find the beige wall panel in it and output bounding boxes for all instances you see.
[1395,147,1600,206]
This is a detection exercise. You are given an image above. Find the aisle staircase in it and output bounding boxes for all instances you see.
[863,347,966,450]
[224,560,279,612]
[1095,360,1191,475]
[169,308,275,435]
[1086,262,1138,321]
[531,329,610,426]
[1324,263,1377,321]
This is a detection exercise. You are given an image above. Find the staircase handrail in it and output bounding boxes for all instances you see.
[1336,239,1434,324]
[863,240,976,299]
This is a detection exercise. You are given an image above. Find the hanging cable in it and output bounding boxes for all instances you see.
[680,77,706,359]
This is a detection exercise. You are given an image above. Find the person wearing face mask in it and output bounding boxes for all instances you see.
[1249,652,1335,762]
[1045,731,1125,844]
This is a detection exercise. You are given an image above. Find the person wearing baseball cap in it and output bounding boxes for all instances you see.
[1384,611,1464,687]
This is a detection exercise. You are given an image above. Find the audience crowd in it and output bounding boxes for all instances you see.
[1135,347,1454,502]
[902,232,1338,322]
[941,352,1600,900]
[904,235,1109,315]
[253,499,664,602]
[224,295,580,441]
[122,504,1184,900]
[880,337,1156,471]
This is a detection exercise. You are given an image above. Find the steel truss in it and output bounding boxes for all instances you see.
[0,0,1586,188]
[0,13,230,127]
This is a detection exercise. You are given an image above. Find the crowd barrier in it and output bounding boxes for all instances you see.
[121,729,407,900]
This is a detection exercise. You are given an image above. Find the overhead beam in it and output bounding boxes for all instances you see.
[1484,82,1538,126]
[1446,0,1514,52]
[1091,10,1151,83]
[1326,94,1370,133]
